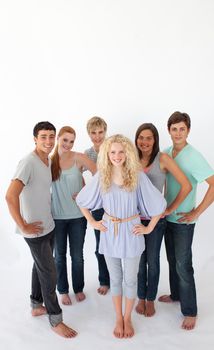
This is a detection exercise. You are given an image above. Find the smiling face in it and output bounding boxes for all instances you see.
[57,132,76,154]
[168,121,189,147]
[89,127,106,151]
[108,142,126,167]
[136,129,155,156]
[34,129,55,155]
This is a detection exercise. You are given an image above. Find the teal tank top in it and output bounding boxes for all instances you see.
[51,161,84,220]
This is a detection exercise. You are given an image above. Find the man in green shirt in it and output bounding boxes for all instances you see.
[159,111,214,330]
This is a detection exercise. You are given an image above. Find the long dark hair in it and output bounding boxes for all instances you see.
[135,123,159,167]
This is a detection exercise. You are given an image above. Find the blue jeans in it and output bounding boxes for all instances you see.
[24,231,62,327]
[54,217,87,294]
[164,221,197,317]
[137,218,166,301]
[92,209,110,287]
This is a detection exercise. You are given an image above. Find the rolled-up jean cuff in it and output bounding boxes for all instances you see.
[31,299,43,309]
[49,313,63,327]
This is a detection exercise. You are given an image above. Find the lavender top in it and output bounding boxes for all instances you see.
[76,172,166,258]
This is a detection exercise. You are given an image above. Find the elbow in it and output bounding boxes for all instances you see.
[5,192,13,207]
[186,182,192,194]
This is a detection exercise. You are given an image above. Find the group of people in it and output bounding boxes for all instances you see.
[5,112,214,339]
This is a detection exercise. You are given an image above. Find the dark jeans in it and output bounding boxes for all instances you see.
[137,218,166,301]
[54,217,87,294]
[164,221,197,317]
[24,231,62,327]
[92,209,110,287]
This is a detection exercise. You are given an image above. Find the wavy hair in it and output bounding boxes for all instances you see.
[97,134,140,192]
[51,126,76,181]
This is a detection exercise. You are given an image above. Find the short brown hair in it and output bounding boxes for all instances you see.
[86,116,107,134]
[167,111,191,130]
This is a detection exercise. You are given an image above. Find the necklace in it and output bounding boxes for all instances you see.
[172,148,181,158]
[34,149,49,165]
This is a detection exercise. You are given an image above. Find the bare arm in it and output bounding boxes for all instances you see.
[133,213,162,235]
[160,153,192,216]
[178,174,214,222]
[5,179,43,234]
[76,153,97,175]
[79,207,107,232]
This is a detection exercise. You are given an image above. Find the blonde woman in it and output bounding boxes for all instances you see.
[51,126,96,305]
[76,134,166,338]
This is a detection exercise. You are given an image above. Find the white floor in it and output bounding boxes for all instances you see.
[1,213,214,350]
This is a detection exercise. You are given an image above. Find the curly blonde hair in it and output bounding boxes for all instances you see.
[97,134,140,192]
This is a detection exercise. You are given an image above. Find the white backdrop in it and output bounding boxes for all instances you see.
[0,1,214,349]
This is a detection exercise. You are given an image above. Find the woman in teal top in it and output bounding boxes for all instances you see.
[51,126,96,305]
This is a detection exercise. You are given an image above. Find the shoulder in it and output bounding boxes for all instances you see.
[84,146,93,154]
[159,152,172,165]
[186,144,204,157]
[137,170,148,182]
[163,146,172,154]
[75,151,86,160]
[17,152,35,168]
[185,144,209,163]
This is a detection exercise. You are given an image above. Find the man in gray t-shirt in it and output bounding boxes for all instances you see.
[6,121,77,338]
[85,116,110,295]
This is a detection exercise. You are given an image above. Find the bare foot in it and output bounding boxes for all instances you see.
[124,319,134,338]
[181,316,197,330]
[145,301,155,317]
[75,292,86,302]
[31,306,47,316]
[158,295,174,303]
[113,318,124,338]
[61,294,72,305]
[52,322,77,338]
[135,299,146,315]
[97,285,109,295]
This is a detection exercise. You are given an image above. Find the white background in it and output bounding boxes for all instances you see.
[0,1,214,349]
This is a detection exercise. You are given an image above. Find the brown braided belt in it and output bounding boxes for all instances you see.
[104,212,140,236]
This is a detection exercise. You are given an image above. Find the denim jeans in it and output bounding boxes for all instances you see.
[137,218,166,301]
[54,217,87,294]
[164,221,197,317]
[92,209,110,287]
[24,231,62,327]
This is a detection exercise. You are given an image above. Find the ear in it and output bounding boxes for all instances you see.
[34,136,37,145]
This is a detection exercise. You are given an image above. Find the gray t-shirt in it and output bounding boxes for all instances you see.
[13,152,55,238]
[84,146,98,163]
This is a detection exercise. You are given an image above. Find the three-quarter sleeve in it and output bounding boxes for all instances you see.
[76,172,103,211]
[137,172,166,217]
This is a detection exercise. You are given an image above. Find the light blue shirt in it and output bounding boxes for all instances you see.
[76,172,166,258]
